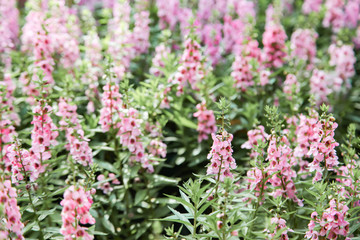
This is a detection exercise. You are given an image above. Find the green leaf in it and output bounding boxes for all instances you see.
[165,194,194,215]
[167,206,193,234]
[48,187,66,197]
[295,214,313,221]
[38,207,57,221]
[23,222,37,234]
[197,199,214,217]
[177,115,197,129]
[101,217,116,234]
[94,159,119,174]
[135,190,147,206]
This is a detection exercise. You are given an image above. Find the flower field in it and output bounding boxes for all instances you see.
[2,0,360,239]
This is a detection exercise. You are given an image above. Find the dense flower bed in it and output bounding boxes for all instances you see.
[1,0,360,239]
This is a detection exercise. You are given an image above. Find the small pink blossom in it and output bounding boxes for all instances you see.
[302,0,322,14]
[0,179,24,240]
[99,82,123,132]
[207,130,236,181]
[305,199,349,239]
[283,74,300,100]
[263,23,287,68]
[290,29,318,70]
[150,43,171,77]
[60,185,95,240]
[57,98,93,166]
[193,102,217,142]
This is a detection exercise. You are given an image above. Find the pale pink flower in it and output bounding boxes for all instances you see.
[323,0,346,32]
[57,98,93,166]
[263,23,287,68]
[60,185,95,240]
[156,0,180,30]
[207,130,236,181]
[310,69,333,106]
[290,29,318,70]
[231,56,253,91]
[150,43,171,77]
[193,102,217,142]
[302,0,322,14]
[117,108,154,173]
[328,44,356,82]
[132,11,150,55]
[168,37,206,96]
[241,125,269,158]
[305,199,349,239]
[201,23,222,65]
[0,179,24,240]
[29,103,58,180]
[308,117,339,183]
[265,135,303,206]
[99,83,123,132]
[267,216,293,240]
[283,74,300,100]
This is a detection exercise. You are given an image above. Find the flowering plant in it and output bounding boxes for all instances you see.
[1,0,360,239]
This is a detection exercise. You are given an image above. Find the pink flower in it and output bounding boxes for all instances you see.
[117,108,155,173]
[0,179,24,240]
[265,135,303,206]
[267,216,293,240]
[0,119,17,173]
[60,185,95,240]
[260,70,271,86]
[310,69,333,106]
[245,167,267,200]
[290,29,318,70]
[146,122,167,159]
[228,0,256,22]
[262,23,287,68]
[156,0,180,30]
[99,82,123,132]
[201,23,222,65]
[302,0,322,14]
[193,102,217,142]
[305,199,349,239]
[0,0,19,67]
[83,31,102,68]
[97,174,113,194]
[57,98,93,166]
[283,74,300,99]
[150,43,171,77]
[223,15,245,54]
[207,130,236,181]
[294,112,319,159]
[307,116,339,183]
[242,125,269,158]
[345,0,360,28]
[6,143,35,183]
[323,0,346,32]
[0,73,19,125]
[107,0,133,80]
[132,11,150,55]
[231,56,253,91]
[168,36,207,95]
[33,28,55,86]
[29,102,58,179]
[328,44,356,82]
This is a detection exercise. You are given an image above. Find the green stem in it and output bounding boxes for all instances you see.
[193,201,197,237]
[222,194,227,240]
[247,169,265,239]
[17,146,44,240]
[215,110,226,197]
